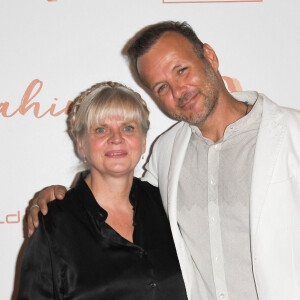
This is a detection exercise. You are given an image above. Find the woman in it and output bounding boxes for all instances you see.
[18,82,187,300]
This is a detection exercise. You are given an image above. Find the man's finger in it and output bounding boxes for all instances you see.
[26,200,40,237]
[27,185,67,237]
[30,204,40,228]
[36,185,54,215]
[54,185,67,200]
[27,212,35,237]
[36,185,67,215]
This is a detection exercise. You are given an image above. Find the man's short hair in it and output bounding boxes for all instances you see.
[126,21,204,78]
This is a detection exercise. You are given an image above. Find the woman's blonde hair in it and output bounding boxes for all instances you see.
[68,81,150,141]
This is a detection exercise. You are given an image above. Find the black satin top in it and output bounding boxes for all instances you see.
[18,175,187,300]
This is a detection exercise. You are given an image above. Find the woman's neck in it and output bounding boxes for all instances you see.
[85,170,134,211]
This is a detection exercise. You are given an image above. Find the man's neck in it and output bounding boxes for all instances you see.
[198,91,251,142]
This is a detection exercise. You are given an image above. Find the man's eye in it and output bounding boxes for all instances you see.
[158,84,167,94]
[178,67,187,74]
[124,126,134,132]
[96,127,106,133]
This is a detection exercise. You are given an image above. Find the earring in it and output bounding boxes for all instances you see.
[83,157,87,163]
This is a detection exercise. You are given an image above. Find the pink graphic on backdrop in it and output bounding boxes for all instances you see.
[163,0,262,3]
[0,79,72,118]
[0,77,241,118]
[223,76,242,92]
[0,211,20,224]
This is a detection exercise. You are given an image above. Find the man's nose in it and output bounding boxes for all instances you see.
[171,81,186,100]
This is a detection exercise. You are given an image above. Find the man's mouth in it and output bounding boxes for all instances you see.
[178,92,199,109]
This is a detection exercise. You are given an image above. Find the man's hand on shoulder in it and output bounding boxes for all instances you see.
[27,185,67,237]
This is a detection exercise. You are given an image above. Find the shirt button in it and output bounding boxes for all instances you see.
[219,293,225,299]
[139,250,146,258]
[214,144,218,149]
[150,282,157,288]
[211,216,216,223]
[215,256,219,262]
[210,179,215,185]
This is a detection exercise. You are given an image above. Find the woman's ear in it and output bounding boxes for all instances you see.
[142,135,146,154]
[77,136,86,160]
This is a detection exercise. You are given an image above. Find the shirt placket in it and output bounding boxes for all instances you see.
[207,142,229,300]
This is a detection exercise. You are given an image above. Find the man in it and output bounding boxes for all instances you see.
[28,22,300,300]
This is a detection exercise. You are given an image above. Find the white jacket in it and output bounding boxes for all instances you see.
[143,92,300,300]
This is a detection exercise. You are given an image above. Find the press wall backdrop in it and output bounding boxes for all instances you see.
[1,0,299,299]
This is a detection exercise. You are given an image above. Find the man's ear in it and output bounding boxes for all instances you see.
[203,43,219,71]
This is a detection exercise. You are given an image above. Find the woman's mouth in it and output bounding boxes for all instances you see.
[105,150,127,158]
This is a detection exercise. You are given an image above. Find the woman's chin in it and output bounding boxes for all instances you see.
[105,166,135,178]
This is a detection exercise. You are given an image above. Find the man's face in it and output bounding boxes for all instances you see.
[137,32,220,126]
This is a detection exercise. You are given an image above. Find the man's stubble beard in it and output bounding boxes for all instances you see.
[168,63,220,127]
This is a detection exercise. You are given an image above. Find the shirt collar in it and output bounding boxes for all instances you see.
[189,96,263,143]
[73,170,138,224]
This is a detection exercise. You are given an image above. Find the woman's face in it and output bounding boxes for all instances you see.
[78,117,146,178]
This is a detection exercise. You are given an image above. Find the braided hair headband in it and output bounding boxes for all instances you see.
[68,81,149,139]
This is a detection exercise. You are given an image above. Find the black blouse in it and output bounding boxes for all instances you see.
[18,175,187,300]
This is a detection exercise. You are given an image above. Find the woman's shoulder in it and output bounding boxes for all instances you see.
[132,177,162,205]
[43,188,84,226]
[47,188,77,211]
[132,177,159,194]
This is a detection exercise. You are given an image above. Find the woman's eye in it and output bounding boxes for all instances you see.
[124,126,134,132]
[96,127,106,133]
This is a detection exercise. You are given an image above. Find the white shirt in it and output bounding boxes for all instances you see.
[177,98,262,300]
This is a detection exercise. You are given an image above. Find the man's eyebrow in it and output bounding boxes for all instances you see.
[172,64,182,71]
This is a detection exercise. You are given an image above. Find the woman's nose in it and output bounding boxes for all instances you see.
[108,130,123,144]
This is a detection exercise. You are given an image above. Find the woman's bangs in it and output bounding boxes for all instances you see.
[86,96,142,130]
